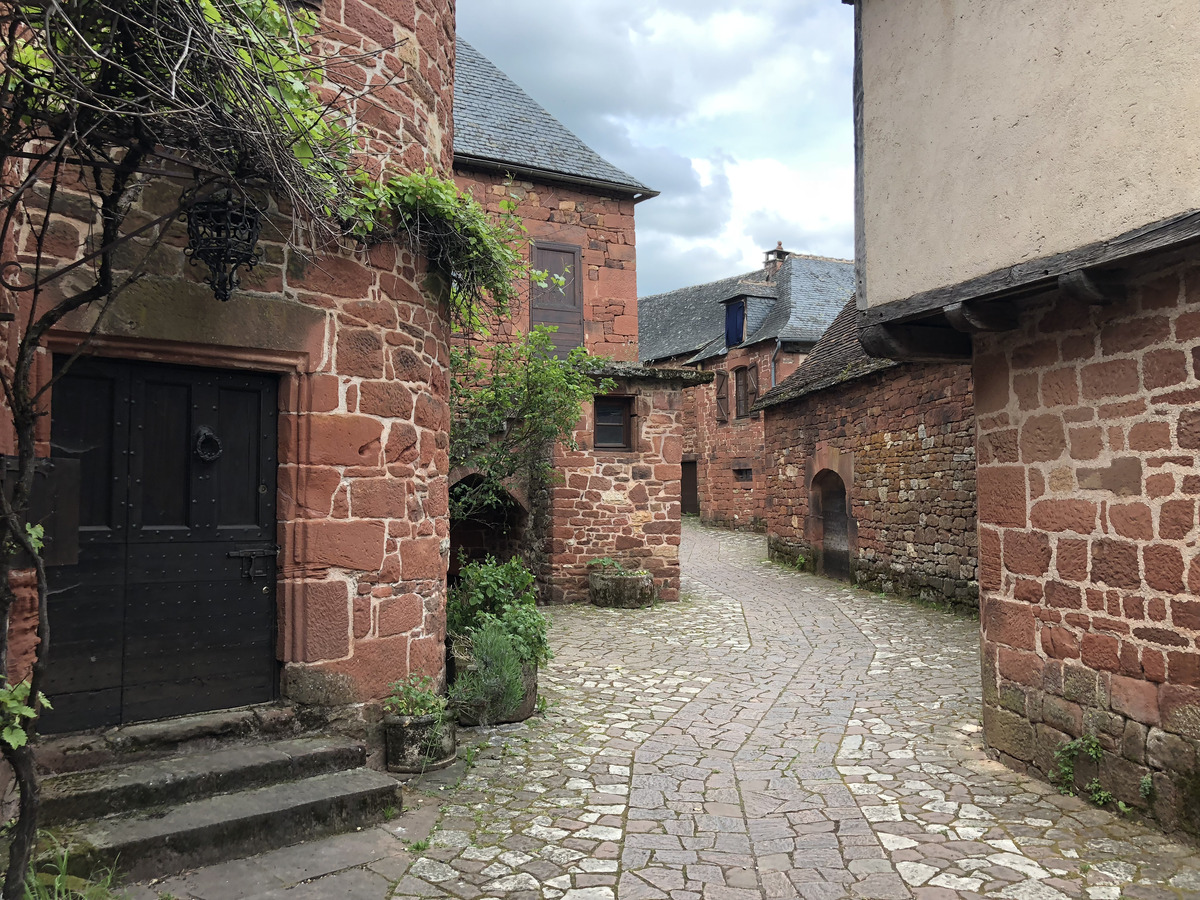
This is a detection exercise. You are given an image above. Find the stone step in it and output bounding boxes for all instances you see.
[63,768,401,880]
[40,737,366,826]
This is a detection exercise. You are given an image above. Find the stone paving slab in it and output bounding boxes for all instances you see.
[127,523,1200,899]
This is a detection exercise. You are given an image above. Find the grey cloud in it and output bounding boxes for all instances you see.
[635,233,749,298]
[745,210,854,262]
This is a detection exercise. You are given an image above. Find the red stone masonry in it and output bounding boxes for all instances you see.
[546,371,702,603]
[976,258,1200,831]
[4,0,459,711]
[763,364,977,604]
[673,343,804,532]
[453,168,640,362]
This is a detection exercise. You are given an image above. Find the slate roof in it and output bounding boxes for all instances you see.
[755,297,898,410]
[638,255,853,365]
[454,41,654,197]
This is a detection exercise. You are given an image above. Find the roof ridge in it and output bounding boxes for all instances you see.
[453,40,652,196]
[785,252,854,264]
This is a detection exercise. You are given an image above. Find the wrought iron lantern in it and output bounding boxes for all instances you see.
[185,192,262,301]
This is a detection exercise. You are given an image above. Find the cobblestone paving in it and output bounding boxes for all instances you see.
[140,522,1200,900]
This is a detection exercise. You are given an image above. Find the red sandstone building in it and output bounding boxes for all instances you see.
[7,2,457,735]
[639,248,852,530]
[450,42,702,603]
[756,300,977,606]
[851,0,1200,831]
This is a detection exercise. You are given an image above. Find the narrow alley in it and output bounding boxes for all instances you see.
[136,523,1200,900]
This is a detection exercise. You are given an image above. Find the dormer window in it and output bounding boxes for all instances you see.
[724,298,745,348]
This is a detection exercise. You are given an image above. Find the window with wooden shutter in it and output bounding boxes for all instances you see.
[734,367,748,417]
[747,364,759,411]
[531,242,583,358]
[714,370,729,421]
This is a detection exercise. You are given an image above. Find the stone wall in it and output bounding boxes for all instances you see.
[3,0,457,710]
[975,258,1200,833]
[763,363,977,605]
[454,168,640,362]
[676,343,804,531]
[545,371,695,603]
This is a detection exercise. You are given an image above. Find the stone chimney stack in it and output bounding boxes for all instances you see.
[764,241,788,279]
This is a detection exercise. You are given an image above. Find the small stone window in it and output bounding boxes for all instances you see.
[733,468,753,483]
[594,396,633,450]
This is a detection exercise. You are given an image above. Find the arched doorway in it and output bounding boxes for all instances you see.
[448,475,528,584]
[811,468,850,580]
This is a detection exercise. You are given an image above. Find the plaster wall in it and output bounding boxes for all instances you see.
[860,0,1200,310]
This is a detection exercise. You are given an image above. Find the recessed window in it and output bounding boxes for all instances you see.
[734,365,759,417]
[594,396,633,450]
[725,299,746,348]
[733,468,753,483]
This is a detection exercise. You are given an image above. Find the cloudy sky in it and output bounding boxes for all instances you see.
[456,1,855,298]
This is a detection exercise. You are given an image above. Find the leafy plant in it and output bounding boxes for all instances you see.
[1085,778,1114,807]
[1,682,49,750]
[1140,773,1154,801]
[450,327,612,523]
[449,620,526,726]
[448,557,551,667]
[383,675,446,719]
[1052,733,1104,796]
[587,557,648,576]
[407,838,430,853]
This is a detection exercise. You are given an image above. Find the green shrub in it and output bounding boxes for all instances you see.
[449,620,525,725]
[449,556,551,666]
[383,675,446,718]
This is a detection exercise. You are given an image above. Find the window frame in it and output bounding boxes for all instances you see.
[593,395,634,451]
[733,364,759,418]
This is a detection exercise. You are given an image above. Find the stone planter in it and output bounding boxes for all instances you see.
[455,663,538,726]
[589,570,656,608]
[383,713,456,773]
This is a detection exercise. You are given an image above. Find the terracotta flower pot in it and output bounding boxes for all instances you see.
[383,713,457,773]
[589,570,656,608]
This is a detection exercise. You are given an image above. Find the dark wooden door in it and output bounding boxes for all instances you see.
[531,242,583,358]
[42,357,279,733]
[681,461,699,515]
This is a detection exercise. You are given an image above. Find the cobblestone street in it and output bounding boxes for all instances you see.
[143,523,1200,900]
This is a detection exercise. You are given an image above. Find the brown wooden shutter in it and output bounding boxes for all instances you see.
[530,242,583,358]
[747,364,759,409]
[714,370,729,421]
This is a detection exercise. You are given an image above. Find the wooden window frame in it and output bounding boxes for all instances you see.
[594,395,634,451]
[733,365,758,418]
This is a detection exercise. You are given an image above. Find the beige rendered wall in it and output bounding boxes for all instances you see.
[860,0,1200,310]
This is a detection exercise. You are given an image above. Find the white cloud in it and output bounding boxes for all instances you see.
[455,0,855,297]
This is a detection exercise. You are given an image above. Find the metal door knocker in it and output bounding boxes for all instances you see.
[194,426,223,463]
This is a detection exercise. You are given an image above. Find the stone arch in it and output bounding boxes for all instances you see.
[809,468,853,581]
[448,474,529,584]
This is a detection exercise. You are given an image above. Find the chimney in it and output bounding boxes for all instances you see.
[764,241,787,278]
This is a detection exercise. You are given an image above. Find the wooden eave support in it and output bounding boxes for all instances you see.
[859,323,971,362]
[1058,268,1127,305]
[945,299,1018,334]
